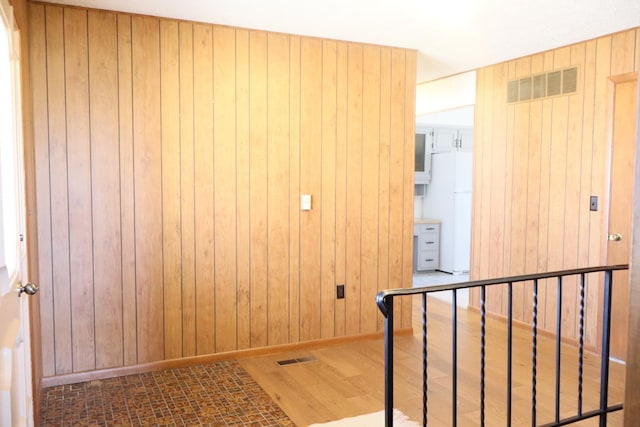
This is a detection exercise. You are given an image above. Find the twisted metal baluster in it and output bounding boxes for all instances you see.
[578,273,585,416]
[452,290,458,426]
[555,277,563,424]
[423,293,428,427]
[532,279,538,427]
[480,285,486,427]
[507,282,513,425]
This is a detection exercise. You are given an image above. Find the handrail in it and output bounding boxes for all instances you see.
[376,264,629,316]
[376,264,628,427]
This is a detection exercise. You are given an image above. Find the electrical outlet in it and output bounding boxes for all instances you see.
[336,284,345,299]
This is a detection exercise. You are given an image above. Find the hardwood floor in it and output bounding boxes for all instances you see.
[240,295,625,426]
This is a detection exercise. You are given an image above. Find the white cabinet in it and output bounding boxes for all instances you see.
[414,222,440,271]
[457,128,473,151]
[415,133,432,184]
[429,126,473,153]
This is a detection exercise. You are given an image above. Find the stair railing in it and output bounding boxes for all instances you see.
[376,265,628,427]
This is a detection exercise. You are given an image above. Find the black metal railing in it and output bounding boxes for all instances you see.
[376,265,628,427]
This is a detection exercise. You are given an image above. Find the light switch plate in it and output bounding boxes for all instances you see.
[301,194,312,211]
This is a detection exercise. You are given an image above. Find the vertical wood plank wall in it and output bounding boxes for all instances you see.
[470,28,640,348]
[29,3,417,377]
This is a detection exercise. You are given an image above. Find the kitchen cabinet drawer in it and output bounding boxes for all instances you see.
[414,221,440,271]
[417,250,439,270]
[420,235,439,251]
[416,224,439,234]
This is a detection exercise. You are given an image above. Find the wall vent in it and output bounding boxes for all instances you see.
[507,67,578,103]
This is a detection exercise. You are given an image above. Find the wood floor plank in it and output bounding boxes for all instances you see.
[241,296,625,427]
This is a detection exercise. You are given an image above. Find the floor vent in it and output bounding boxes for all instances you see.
[507,67,578,103]
[276,356,317,366]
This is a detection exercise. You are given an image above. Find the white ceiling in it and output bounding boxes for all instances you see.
[47,0,640,83]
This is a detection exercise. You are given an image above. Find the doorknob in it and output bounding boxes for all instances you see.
[608,233,623,241]
[17,282,39,297]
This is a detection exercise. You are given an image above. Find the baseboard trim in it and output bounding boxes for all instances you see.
[41,328,412,388]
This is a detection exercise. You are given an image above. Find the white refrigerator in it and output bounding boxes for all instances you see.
[422,150,472,274]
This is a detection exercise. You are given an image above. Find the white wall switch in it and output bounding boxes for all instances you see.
[301,194,312,211]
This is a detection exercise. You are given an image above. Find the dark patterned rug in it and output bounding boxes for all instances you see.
[39,360,295,426]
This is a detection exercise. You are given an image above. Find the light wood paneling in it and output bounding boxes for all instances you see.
[46,5,73,375]
[30,3,416,376]
[249,30,268,348]
[288,35,301,344]
[388,48,406,326]
[235,28,252,350]
[117,14,137,366]
[345,43,363,336]
[300,37,322,341]
[160,19,182,360]
[213,25,238,352]
[334,41,348,337]
[64,7,95,373]
[132,15,164,363]
[361,45,381,334]
[30,3,54,377]
[266,32,290,345]
[377,47,391,332]
[88,10,122,369]
[193,23,215,356]
[471,28,640,348]
[179,21,196,357]
[320,40,337,339]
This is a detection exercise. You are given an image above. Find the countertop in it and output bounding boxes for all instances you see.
[414,218,441,224]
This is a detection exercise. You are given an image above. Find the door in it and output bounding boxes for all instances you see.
[0,3,35,426]
[607,76,638,361]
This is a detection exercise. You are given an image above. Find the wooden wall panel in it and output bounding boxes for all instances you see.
[30,3,416,376]
[334,41,348,337]
[235,28,251,349]
[117,14,137,366]
[377,47,391,331]
[132,16,164,363]
[213,26,238,352]
[64,8,95,372]
[88,10,122,369]
[361,45,381,333]
[388,48,406,323]
[160,20,182,360]
[320,40,337,339]
[266,32,289,345]
[193,23,215,356]
[580,40,599,346]
[471,28,639,347]
[287,35,301,343]
[299,37,322,341]
[29,3,54,377]
[178,21,196,357]
[45,6,72,375]
[523,53,544,324]
[345,43,363,336]
[249,30,268,348]
[537,50,555,332]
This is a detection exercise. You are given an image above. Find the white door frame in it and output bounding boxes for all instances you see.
[0,0,34,425]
